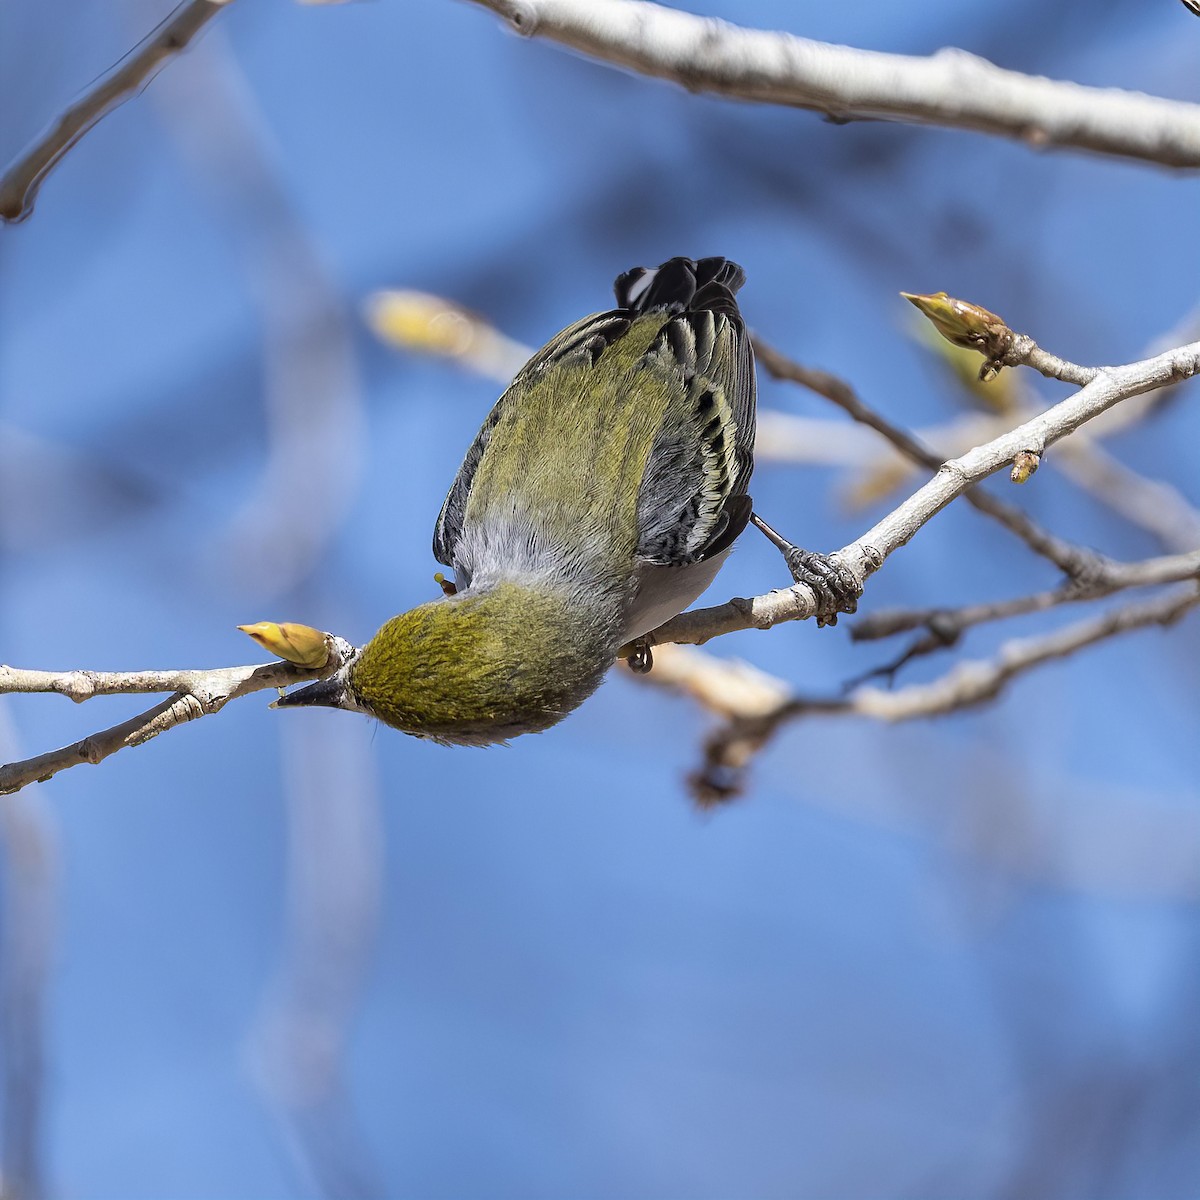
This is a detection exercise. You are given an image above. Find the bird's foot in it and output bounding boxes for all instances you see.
[620,637,655,674]
[751,514,861,628]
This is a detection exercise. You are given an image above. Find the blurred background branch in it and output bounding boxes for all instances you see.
[0,709,55,1200]
[690,582,1200,803]
[0,0,234,222]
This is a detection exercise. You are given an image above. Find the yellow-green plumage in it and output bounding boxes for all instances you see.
[460,317,671,578]
[277,256,756,744]
[348,582,618,745]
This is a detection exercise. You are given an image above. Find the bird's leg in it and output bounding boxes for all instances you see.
[619,637,654,674]
[751,514,861,628]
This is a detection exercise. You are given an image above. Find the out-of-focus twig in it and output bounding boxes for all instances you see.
[467,0,1200,169]
[0,707,55,1200]
[365,290,530,383]
[145,17,363,597]
[0,0,234,222]
[250,716,384,1200]
[1054,439,1200,553]
[626,643,792,719]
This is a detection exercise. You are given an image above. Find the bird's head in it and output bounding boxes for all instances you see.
[274,581,621,745]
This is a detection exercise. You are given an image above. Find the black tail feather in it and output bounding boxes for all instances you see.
[613,256,746,321]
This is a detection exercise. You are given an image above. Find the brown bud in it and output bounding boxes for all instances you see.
[1010,450,1041,484]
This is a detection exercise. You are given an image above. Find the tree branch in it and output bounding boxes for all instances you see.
[853,585,1200,720]
[693,584,1200,803]
[754,339,1108,580]
[467,0,1200,170]
[1053,436,1200,554]
[0,0,234,223]
[0,640,352,795]
[650,337,1200,647]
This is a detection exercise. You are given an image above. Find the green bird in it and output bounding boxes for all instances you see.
[278,256,850,743]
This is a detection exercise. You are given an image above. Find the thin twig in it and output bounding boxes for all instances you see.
[853,586,1200,719]
[144,18,364,596]
[846,547,1200,682]
[467,0,1200,170]
[250,718,384,1200]
[853,547,1198,642]
[0,0,233,222]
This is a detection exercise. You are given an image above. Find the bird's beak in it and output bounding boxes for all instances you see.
[272,676,348,711]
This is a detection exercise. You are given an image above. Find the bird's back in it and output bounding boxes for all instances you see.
[435,257,756,609]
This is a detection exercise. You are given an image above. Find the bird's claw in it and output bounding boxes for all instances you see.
[751,513,862,628]
[625,638,654,674]
[782,546,861,627]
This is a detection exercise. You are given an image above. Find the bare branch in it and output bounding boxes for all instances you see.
[853,585,1200,720]
[0,0,234,223]
[11,302,1200,796]
[624,644,792,720]
[695,584,1200,802]
[467,0,1200,170]
[0,641,353,795]
[754,340,1108,580]
[652,337,1200,647]
[853,546,1200,645]
[145,25,365,596]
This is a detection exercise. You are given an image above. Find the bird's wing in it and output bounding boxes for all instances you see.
[633,303,756,567]
[431,309,633,567]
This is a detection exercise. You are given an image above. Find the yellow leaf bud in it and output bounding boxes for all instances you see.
[238,621,331,669]
[901,291,1014,379]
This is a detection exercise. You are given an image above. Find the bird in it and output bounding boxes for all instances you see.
[277,256,852,744]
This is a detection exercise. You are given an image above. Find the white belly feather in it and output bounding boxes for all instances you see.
[623,549,731,641]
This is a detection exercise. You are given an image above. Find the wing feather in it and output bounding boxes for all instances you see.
[634,304,756,566]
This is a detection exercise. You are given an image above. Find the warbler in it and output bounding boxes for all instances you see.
[279,256,845,743]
